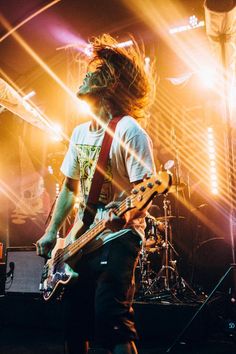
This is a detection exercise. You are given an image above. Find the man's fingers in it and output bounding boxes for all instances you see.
[36,241,47,257]
[36,242,42,256]
[105,201,120,209]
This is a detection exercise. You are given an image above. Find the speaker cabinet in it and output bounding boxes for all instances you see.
[5,246,45,294]
[0,262,6,295]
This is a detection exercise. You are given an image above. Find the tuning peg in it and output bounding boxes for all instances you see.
[132,188,139,194]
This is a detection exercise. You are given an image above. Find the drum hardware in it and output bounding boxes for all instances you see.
[141,195,183,295]
[158,130,195,298]
[145,213,164,251]
[136,245,158,297]
[135,152,196,301]
[168,182,186,193]
[155,215,185,222]
[135,194,196,301]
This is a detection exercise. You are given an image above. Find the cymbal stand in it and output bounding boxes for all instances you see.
[155,195,179,292]
[141,194,196,300]
[136,244,157,298]
[140,195,177,297]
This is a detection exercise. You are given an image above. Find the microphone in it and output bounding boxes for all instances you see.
[6,261,15,279]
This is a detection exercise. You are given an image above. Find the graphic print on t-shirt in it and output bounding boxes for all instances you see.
[76,144,113,205]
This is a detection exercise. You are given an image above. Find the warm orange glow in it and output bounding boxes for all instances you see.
[0,178,44,229]
[0,13,155,198]
[1,1,233,221]
[0,14,93,125]
[0,0,61,43]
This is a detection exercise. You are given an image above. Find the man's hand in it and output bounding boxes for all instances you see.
[104,201,126,232]
[36,230,57,258]
[36,177,79,258]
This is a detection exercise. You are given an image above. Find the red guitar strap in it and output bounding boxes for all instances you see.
[82,116,122,226]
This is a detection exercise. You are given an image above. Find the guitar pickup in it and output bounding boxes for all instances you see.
[126,197,133,209]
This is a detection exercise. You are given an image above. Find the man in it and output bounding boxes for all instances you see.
[36,34,156,354]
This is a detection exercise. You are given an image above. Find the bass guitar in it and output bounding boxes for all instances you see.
[40,171,172,301]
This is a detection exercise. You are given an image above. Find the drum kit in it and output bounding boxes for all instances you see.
[135,176,196,302]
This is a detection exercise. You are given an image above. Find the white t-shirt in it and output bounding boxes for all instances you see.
[61,115,156,251]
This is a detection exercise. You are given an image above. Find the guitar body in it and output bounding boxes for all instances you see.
[41,233,83,301]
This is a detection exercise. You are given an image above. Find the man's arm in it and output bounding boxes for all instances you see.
[36,177,79,257]
[105,179,152,231]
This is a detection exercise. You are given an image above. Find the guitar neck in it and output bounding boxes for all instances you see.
[63,198,129,262]
[65,219,107,260]
[60,171,171,263]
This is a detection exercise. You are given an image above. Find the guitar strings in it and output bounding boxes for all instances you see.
[64,187,157,260]
[45,177,163,272]
[45,195,133,270]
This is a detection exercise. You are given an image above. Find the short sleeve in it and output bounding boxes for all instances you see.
[60,128,80,180]
[125,132,156,183]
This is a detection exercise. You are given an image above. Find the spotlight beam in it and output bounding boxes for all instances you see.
[0,0,62,43]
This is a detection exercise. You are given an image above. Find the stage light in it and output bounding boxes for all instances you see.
[83,44,92,57]
[212,188,218,195]
[209,154,215,160]
[210,166,216,173]
[198,67,215,88]
[189,15,198,28]
[55,183,60,197]
[83,39,134,57]
[208,140,214,146]
[77,100,91,115]
[22,91,36,100]
[49,123,63,142]
[116,40,133,48]
[169,15,205,34]
[207,127,218,195]
[48,165,53,175]
[208,147,215,153]
[144,57,150,73]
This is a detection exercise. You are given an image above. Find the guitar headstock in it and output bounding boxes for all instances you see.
[130,171,172,210]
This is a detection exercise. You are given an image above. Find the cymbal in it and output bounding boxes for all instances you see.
[155,215,185,222]
[169,182,186,193]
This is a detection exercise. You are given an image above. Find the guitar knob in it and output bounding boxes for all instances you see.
[132,189,139,194]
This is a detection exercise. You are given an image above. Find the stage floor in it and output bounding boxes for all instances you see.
[0,293,235,354]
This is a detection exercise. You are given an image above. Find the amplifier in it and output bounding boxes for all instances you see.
[5,246,45,294]
[0,262,6,295]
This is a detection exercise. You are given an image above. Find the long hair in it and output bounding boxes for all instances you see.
[87,34,155,121]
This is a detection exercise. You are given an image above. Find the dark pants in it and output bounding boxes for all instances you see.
[63,231,141,352]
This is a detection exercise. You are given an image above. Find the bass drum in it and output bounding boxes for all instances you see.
[192,237,232,293]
